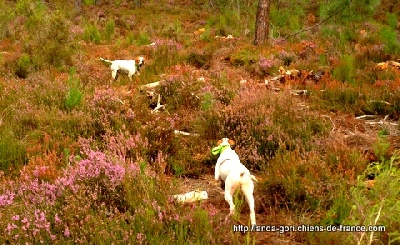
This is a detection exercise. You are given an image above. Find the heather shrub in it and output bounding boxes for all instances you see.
[313,85,364,113]
[0,127,229,244]
[139,40,183,80]
[271,100,328,151]
[85,88,128,135]
[187,51,212,69]
[156,76,202,111]
[262,150,336,212]
[196,84,329,171]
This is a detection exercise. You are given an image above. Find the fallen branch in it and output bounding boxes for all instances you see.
[141,81,162,90]
[269,75,283,81]
[290,90,308,95]
[365,121,399,126]
[174,130,199,136]
[369,100,391,105]
[172,190,208,203]
[356,115,380,120]
[151,94,166,114]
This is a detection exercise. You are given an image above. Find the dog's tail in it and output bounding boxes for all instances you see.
[250,174,258,183]
[240,172,258,183]
[100,57,112,65]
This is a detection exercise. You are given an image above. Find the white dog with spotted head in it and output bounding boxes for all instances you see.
[100,56,145,82]
[212,138,257,226]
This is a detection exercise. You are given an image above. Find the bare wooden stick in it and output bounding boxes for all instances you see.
[369,100,391,105]
[141,81,162,89]
[356,115,380,120]
[365,121,399,126]
[368,203,383,245]
[174,130,199,136]
[290,90,308,95]
[151,94,166,113]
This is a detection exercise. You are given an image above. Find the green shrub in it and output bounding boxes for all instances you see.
[83,23,102,44]
[187,51,211,69]
[315,86,364,113]
[344,151,400,244]
[0,1,15,38]
[201,92,214,110]
[63,68,83,111]
[15,54,32,79]
[230,48,258,67]
[42,13,73,68]
[0,128,27,174]
[380,27,400,55]
[332,54,356,83]
[104,19,115,42]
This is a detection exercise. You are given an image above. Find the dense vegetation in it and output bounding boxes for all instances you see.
[0,0,399,244]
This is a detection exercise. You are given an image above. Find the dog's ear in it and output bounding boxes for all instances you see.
[228,139,235,146]
[216,139,222,146]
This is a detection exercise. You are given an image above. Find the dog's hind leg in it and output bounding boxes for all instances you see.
[241,178,256,226]
[224,178,238,216]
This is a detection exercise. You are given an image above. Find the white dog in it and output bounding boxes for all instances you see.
[100,56,145,81]
[212,138,257,226]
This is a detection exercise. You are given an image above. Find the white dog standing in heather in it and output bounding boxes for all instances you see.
[212,138,257,226]
[100,56,145,82]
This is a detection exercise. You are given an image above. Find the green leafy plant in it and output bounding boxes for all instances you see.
[380,27,400,55]
[15,54,32,79]
[332,54,356,83]
[345,151,400,244]
[104,19,115,42]
[63,68,83,111]
[83,23,101,44]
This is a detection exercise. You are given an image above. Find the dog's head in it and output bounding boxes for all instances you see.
[212,138,235,155]
[216,138,235,147]
[136,56,145,71]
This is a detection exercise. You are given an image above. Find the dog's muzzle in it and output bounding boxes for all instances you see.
[211,145,230,155]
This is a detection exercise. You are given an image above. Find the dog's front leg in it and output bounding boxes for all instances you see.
[214,161,222,180]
